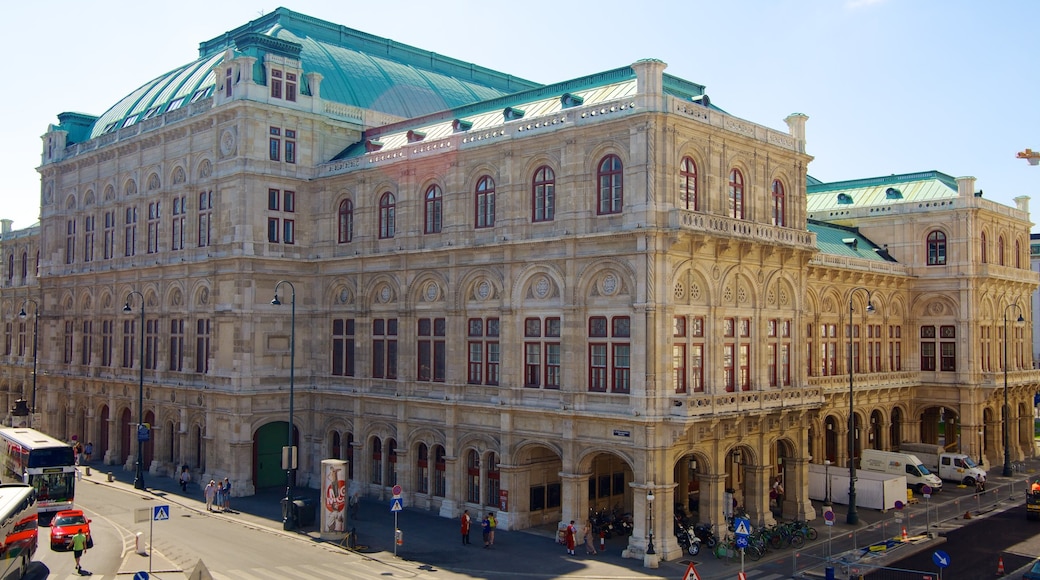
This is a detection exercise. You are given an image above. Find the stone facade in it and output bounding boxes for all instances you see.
[1,9,1038,562]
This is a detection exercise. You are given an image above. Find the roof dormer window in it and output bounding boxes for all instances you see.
[270,69,298,102]
[837,193,853,205]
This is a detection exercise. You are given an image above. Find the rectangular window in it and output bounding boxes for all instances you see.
[939,325,956,371]
[524,317,559,388]
[587,316,630,393]
[286,73,297,101]
[284,191,295,213]
[332,319,355,377]
[268,218,280,243]
[467,318,500,385]
[83,215,94,263]
[270,69,282,99]
[269,127,281,161]
[268,189,280,211]
[889,325,902,371]
[195,319,210,373]
[283,219,295,244]
[147,201,160,254]
[3,323,10,356]
[121,319,136,369]
[418,318,446,382]
[225,67,232,98]
[145,318,158,370]
[285,130,296,163]
[198,191,212,247]
[171,196,185,251]
[80,321,93,366]
[169,319,184,371]
[124,206,137,257]
[65,219,76,264]
[372,318,398,379]
[102,320,114,367]
[63,321,74,365]
[103,211,115,259]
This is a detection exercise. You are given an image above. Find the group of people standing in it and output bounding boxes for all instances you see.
[204,477,233,512]
[562,520,598,555]
[459,510,497,548]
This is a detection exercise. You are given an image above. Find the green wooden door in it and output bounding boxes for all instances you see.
[256,422,291,489]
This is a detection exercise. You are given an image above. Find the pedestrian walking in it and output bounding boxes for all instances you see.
[488,512,497,546]
[564,520,576,555]
[460,509,472,544]
[481,513,491,548]
[221,477,232,512]
[83,442,93,463]
[204,480,217,512]
[179,466,191,492]
[71,528,88,572]
[583,520,597,554]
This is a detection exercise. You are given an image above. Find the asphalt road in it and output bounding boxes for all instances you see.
[867,503,1040,579]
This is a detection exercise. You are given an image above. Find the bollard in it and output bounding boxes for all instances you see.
[107,472,114,482]
[85,466,91,476]
[135,532,146,554]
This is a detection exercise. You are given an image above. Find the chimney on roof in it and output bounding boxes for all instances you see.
[0,219,11,236]
[956,176,976,198]
[784,113,808,154]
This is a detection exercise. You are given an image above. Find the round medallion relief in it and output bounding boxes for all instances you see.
[477,280,492,301]
[601,273,618,295]
[534,277,551,299]
[379,286,391,303]
[424,282,440,302]
[339,288,351,304]
[220,130,236,156]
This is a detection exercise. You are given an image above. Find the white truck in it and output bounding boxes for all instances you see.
[807,462,906,510]
[860,449,943,493]
[898,442,987,487]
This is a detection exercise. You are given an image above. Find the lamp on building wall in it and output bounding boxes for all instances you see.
[1003,302,1025,477]
[18,298,39,428]
[122,290,146,490]
[272,280,297,530]
[846,287,875,525]
[645,489,656,555]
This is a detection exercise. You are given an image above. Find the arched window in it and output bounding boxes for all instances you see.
[1015,239,1021,268]
[771,179,786,227]
[424,185,443,234]
[346,433,354,479]
[679,157,698,210]
[20,252,28,280]
[998,236,1005,266]
[926,231,947,265]
[475,176,495,228]
[6,255,12,282]
[729,168,745,219]
[532,166,555,222]
[379,193,395,239]
[330,431,342,459]
[371,436,383,484]
[387,439,398,486]
[416,443,429,494]
[980,231,987,263]
[433,445,446,497]
[486,453,500,508]
[337,199,353,243]
[597,154,623,215]
[466,449,480,503]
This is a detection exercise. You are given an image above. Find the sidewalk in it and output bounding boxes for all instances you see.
[81,458,1040,580]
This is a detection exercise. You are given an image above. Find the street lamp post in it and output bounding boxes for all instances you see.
[1003,302,1024,478]
[645,489,655,555]
[18,299,39,428]
[272,281,297,530]
[846,288,874,525]
[123,291,146,490]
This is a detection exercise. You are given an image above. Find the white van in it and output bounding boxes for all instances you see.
[860,449,943,493]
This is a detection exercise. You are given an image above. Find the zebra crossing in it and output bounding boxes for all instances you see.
[61,562,386,579]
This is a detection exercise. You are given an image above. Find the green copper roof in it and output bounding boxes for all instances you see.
[86,7,540,140]
[806,170,959,213]
[808,220,894,262]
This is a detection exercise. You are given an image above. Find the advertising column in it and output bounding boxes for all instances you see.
[321,459,348,540]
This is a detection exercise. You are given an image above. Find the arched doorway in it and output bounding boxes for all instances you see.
[890,407,903,448]
[919,406,959,450]
[824,416,839,463]
[98,405,110,464]
[253,421,299,489]
[869,410,884,450]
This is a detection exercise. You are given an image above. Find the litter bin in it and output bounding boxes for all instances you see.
[825,566,835,580]
[293,498,316,528]
[281,498,298,530]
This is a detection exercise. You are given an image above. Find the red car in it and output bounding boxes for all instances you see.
[49,510,92,551]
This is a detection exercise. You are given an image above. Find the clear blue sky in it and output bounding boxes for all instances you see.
[4,0,1038,231]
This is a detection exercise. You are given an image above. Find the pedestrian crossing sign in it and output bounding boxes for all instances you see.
[390,497,403,512]
[681,561,702,580]
[734,517,751,536]
[153,505,170,521]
